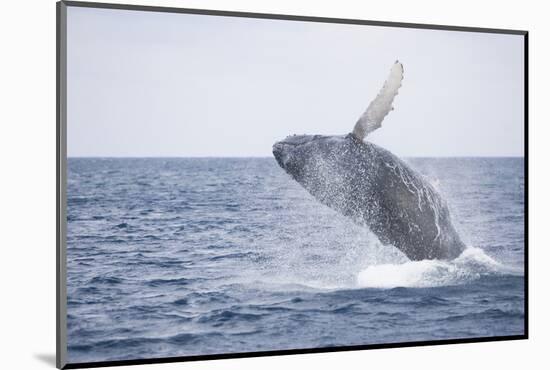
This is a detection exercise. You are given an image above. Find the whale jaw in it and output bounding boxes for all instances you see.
[272,142,289,169]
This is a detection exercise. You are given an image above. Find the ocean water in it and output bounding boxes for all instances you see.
[66,157,525,363]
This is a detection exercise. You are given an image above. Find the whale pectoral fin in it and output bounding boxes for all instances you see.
[352,61,404,141]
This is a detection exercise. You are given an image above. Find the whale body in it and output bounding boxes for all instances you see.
[273,134,465,260]
[272,61,465,261]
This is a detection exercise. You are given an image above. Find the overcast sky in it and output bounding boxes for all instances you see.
[67,6,524,157]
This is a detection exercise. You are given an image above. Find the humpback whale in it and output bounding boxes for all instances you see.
[272,61,465,261]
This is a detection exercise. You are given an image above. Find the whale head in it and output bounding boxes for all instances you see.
[271,134,365,194]
[272,133,379,223]
[273,135,341,181]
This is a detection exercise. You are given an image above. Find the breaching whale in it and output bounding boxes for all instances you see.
[272,61,465,261]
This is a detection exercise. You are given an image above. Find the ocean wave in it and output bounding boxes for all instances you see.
[442,308,524,322]
[146,277,190,288]
[357,247,521,289]
[196,310,266,325]
[88,276,124,285]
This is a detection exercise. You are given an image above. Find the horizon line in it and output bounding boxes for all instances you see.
[67,155,525,159]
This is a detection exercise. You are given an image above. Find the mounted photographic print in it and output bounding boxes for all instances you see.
[56,1,528,368]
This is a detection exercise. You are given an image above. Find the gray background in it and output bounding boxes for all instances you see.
[67,7,524,157]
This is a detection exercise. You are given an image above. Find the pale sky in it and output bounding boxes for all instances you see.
[67,6,525,157]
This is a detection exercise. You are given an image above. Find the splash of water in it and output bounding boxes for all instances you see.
[356,246,519,289]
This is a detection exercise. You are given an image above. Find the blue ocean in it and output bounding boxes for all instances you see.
[66,157,525,363]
